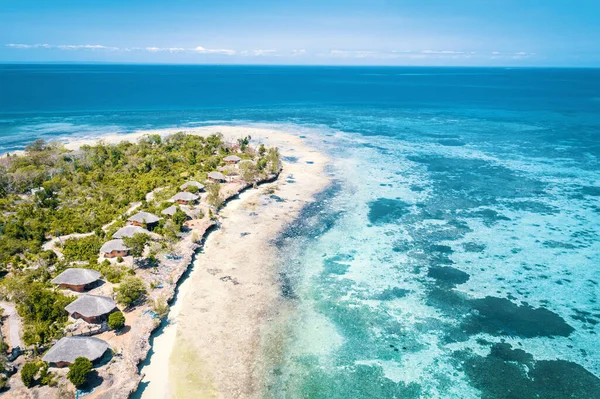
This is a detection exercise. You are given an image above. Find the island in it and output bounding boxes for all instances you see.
[0,128,298,397]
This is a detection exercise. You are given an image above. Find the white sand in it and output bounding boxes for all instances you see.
[112,126,331,398]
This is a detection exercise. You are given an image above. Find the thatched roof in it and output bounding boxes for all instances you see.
[65,295,117,318]
[42,336,109,364]
[52,268,101,286]
[161,205,178,216]
[224,155,241,163]
[180,181,205,191]
[100,239,129,253]
[112,225,151,239]
[207,171,227,181]
[170,192,199,202]
[127,211,159,224]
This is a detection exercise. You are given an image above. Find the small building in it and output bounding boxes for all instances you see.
[100,239,130,258]
[223,155,242,165]
[170,192,199,205]
[42,336,109,368]
[65,295,118,324]
[180,181,205,192]
[112,225,151,239]
[51,268,102,292]
[161,205,178,219]
[207,171,227,183]
[127,211,160,228]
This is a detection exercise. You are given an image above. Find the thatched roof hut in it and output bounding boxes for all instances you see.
[42,336,109,367]
[51,268,101,292]
[224,155,242,164]
[127,211,160,226]
[100,239,129,254]
[170,192,199,205]
[65,295,117,323]
[112,225,151,239]
[161,205,178,217]
[207,171,227,182]
[180,181,205,191]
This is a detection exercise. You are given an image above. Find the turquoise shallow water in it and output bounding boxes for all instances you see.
[1,65,600,398]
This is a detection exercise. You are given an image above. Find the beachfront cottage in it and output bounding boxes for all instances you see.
[112,225,151,239]
[65,294,118,324]
[180,181,205,192]
[42,336,109,368]
[51,268,102,292]
[207,171,227,183]
[170,192,199,205]
[100,239,130,258]
[127,211,160,229]
[224,155,242,165]
[161,205,178,219]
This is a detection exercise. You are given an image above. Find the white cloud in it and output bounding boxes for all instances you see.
[330,50,382,58]
[240,49,277,56]
[292,49,306,56]
[194,46,236,55]
[7,43,118,51]
[420,50,465,54]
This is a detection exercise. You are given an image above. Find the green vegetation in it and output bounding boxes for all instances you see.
[12,282,74,346]
[206,183,223,209]
[122,233,150,259]
[114,276,147,307]
[108,310,125,330]
[61,235,103,262]
[21,361,40,388]
[152,296,169,319]
[171,209,188,229]
[67,357,92,387]
[0,132,280,350]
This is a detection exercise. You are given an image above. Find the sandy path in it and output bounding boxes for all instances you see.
[0,302,23,349]
[131,127,329,399]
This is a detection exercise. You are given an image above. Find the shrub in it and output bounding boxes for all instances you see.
[39,362,56,387]
[108,311,125,330]
[152,296,169,319]
[116,256,124,263]
[21,361,40,388]
[67,357,92,387]
[114,276,147,307]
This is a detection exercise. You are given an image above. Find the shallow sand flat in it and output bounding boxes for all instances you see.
[126,126,330,398]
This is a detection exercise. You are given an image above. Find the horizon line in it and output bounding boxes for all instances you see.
[1,61,599,69]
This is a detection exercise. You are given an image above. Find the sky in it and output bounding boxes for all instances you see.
[1,0,599,66]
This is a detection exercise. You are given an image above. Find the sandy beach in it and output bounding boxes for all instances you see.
[111,126,330,398]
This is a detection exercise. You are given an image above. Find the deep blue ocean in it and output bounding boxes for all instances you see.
[2,65,600,398]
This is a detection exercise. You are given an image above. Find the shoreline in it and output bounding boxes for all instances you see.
[132,127,329,398]
[66,125,332,398]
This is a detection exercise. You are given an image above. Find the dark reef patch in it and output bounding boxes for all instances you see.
[323,257,350,275]
[456,346,600,399]
[463,242,486,252]
[463,296,575,338]
[367,198,411,224]
[374,287,410,300]
[542,240,578,249]
[438,139,465,146]
[464,208,511,226]
[489,343,534,364]
[407,156,546,210]
[428,266,470,286]
[502,200,558,214]
[582,186,600,197]
[426,288,574,339]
